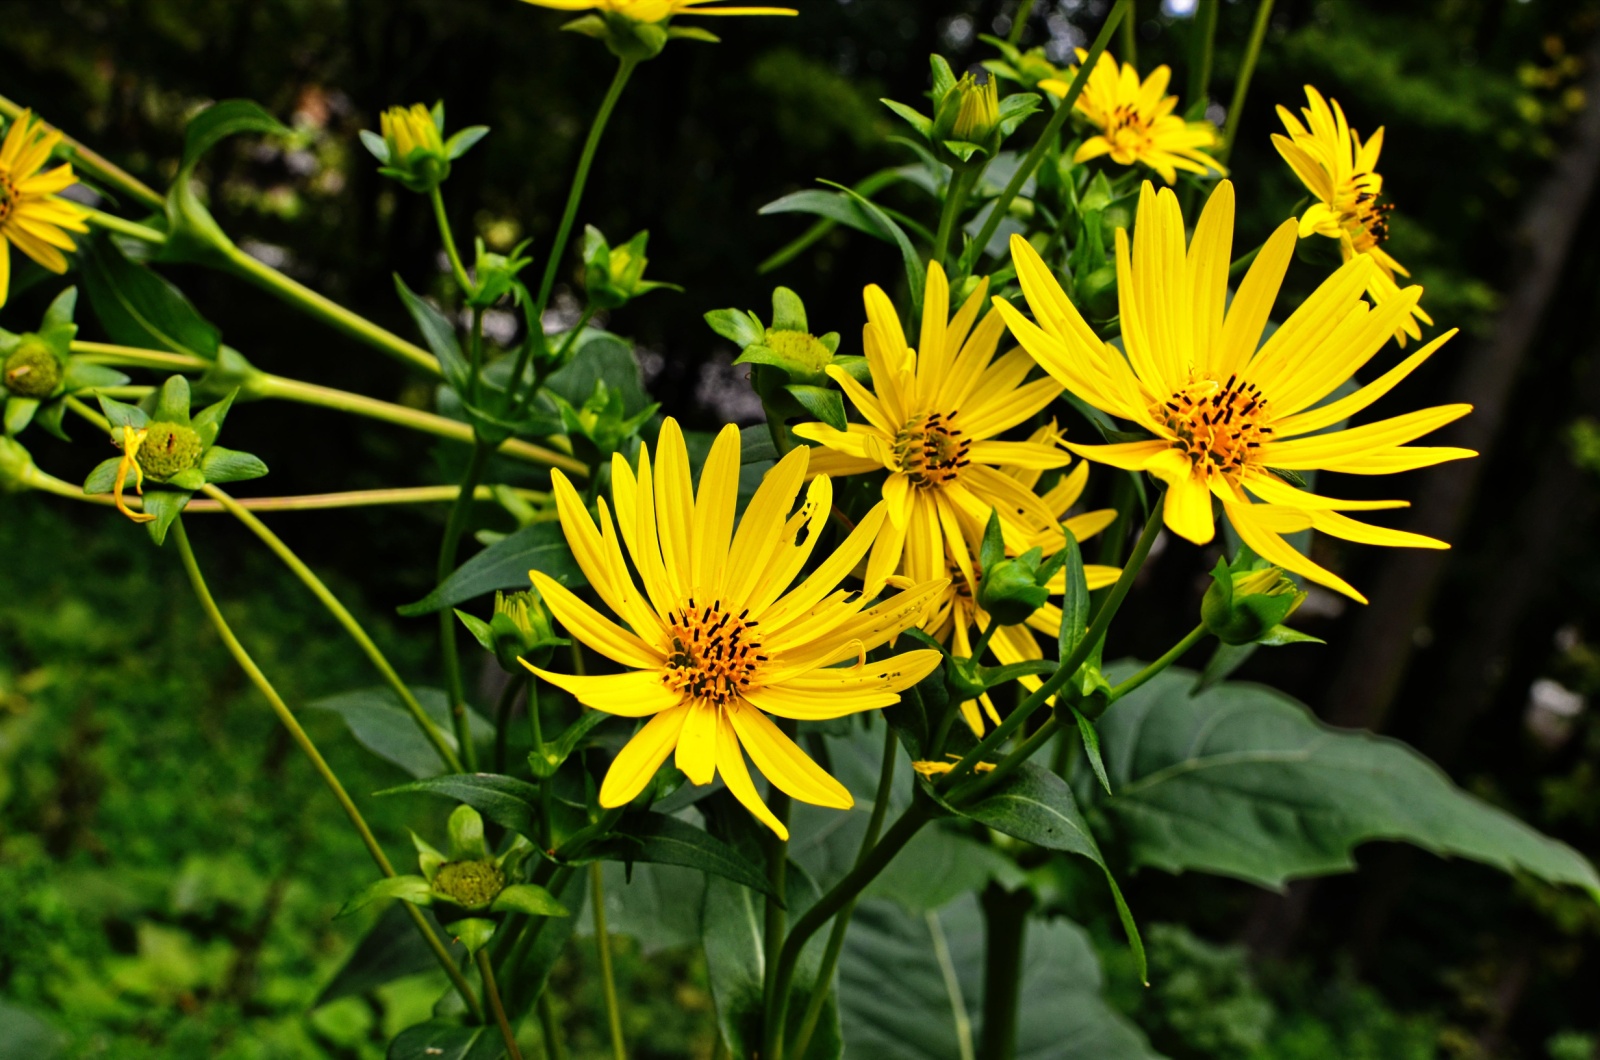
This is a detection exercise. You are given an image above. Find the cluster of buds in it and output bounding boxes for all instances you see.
[339,805,565,955]
[1201,557,1318,647]
[362,103,488,194]
[884,56,1041,168]
[975,509,1069,628]
[706,286,859,432]
[548,377,660,468]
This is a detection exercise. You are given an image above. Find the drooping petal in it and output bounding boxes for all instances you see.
[598,703,691,808]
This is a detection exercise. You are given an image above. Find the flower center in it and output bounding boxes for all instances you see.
[136,422,204,480]
[764,329,833,375]
[1340,180,1393,250]
[3,343,61,398]
[1104,105,1153,155]
[662,599,764,706]
[893,412,970,489]
[0,176,15,225]
[1152,374,1273,479]
[432,859,506,909]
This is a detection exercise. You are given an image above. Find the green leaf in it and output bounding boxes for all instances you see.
[1095,666,1600,898]
[952,763,1144,980]
[82,457,123,495]
[881,97,934,138]
[358,128,389,163]
[704,307,765,348]
[179,99,289,174]
[393,274,470,391]
[336,875,433,918]
[398,521,581,616]
[608,813,776,899]
[864,825,1026,913]
[492,883,568,917]
[771,286,808,332]
[385,1020,502,1060]
[200,446,268,484]
[979,508,1005,574]
[528,708,611,779]
[838,896,1158,1060]
[141,489,190,546]
[538,330,652,417]
[576,862,705,954]
[784,384,846,431]
[81,235,221,359]
[820,180,925,315]
[60,361,129,392]
[379,773,544,840]
[759,190,899,241]
[308,687,489,778]
[500,871,588,1021]
[4,397,38,436]
[444,125,490,160]
[1068,703,1112,796]
[0,1000,67,1060]
[1057,529,1089,662]
[314,902,452,1006]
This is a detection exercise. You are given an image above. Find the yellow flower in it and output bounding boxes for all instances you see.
[996,180,1475,603]
[1273,85,1431,346]
[793,261,1073,603]
[518,0,796,20]
[0,110,89,308]
[1042,51,1225,186]
[922,427,1121,734]
[524,419,945,838]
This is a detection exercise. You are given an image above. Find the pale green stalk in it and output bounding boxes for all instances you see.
[1120,0,1138,70]
[1220,0,1275,163]
[82,206,167,244]
[476,949,526,1060]
[1188,0,1220,107]
[931,167,974,268]
[1007,0,1037,45]
[590,862,628,1060]
[1104,623,1209,704]
[168,518,482,1020]
[432,185,476,296]
[436,443,493,770]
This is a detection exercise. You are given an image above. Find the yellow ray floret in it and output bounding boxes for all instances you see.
[996,180,1475,603]
[517,0,796,19]
[1273,85,1429,346]
[524,418,944,838]
[0,110,90,308]
[794,259,1073,600]
[1040,50,1225,186]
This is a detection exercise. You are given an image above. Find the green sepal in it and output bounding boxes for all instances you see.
[444,126,489,160]
[783,385,846,432]
[705,308,765,349]
[450,918,496,956]
[98,394,148,431]
[455,609,496,655]
[358,128,390,163]
[167,468,207,491]
[200,446,268,484]
[83,457,123,495]
[141,490,191,546]
[4,397,39,436]
[490,883,568,918]
[446,804,489,861]
[1062,701,1112,795]
[337,875,434,918]
[153,375,192,425]
[666,25,720,43]
[412,832,447,883]
[1258,624,1324,647]
[996,92,1042,138]
[191,389,238,447]
[33,399,69,442]
[528,709,611,779]
[41,286,78,332]
[60,361,130,392]
[880,98,934,140]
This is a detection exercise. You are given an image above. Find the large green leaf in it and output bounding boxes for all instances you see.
[502,870,588,1019]
[179,99,289,174]
[0,1001,65,1060]
[385,1019,502,1060]
[379,774,545,839]
[1093,667,1600,896]
[81,235,221,358]
[607,812,776,898]
[575,861,706,955]
[838,895,1159,1060]
[308,686,491,778]
[539,331,652,416]
[398,522,581,616]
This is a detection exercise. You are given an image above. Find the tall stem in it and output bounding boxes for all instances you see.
[432,185,475,296]
[978,883,1033,1060]
[168,518,482,1019]
[788,721,899,1059]
[762,761,794,1015]
[1007,0,1037,44]
[477,949,526,1060]
[494,671,530,776]
[1119,0,1138,70]
[931,167,973,269]
[1220,0,1275,163]
[0,92,165,210]
[590,862,628,1060]
[201,484,463,773]
[1188,0,1220,108]
[437,443,494,770]
[959,0,1130,276]
[538,992,570,1060]
[532,58,638,319]
[1104,623,1208,706]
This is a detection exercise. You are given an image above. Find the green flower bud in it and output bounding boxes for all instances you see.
[378,104,449,192]
[0,437,37,493]
[492,589,563,670]
[431,859,506,911]
[136,421,204,481]
[977,555,1052,627]
[3,342,62,399]
[761,330,834,377]
[581,227,677,310]
[1202,563,1307,645]
[467,237,533,310]
[552,378,660,466]
[951,69,1000,143]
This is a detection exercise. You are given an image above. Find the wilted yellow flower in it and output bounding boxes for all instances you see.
[997,181,1474,602]
[1273,85,1431,346]
[524,419,944,838]
[794,261,1073,601]
[0,110,89,307]
[1042,51,1225,185]
[518,0,796,20]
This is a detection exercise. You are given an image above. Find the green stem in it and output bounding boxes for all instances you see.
[219,241,442,375]
[757,168,909,274]
[477,949,526,1060]
[532,58,638,320]
[959,0,1130,276]
[254,374,587,474]
[168,517,482,1019]
[590,862,628,1060]
[1188,0,1220,108]
[494,672,530,776]
[1103,623,1208,707]
[552,306,596,368]
[788,721,899,1060]
[538,992,570,1060]
[1007,0,1037,44]
[437,443,494,771]
[763,764,793,1012]
[82,205,167,244]
[1229,241,1263,280]
[69,341,210,372]
[1220,0,1275,163]
[764,406,792,459]
[765,795,938,1060]
[978,883,1033,1060]
[1119,0,1138,70]
[432,185,476,296]
[940,499,1163,789]
[931,167,973,269]
[200,484,464,773]
[0,92,165,210]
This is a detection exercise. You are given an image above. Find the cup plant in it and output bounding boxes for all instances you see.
[4,1,1598,1058]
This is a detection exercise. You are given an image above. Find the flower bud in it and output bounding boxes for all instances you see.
[0,437,37,493]
[581,227,677,310]
[431,859,507,911]
[492,589,563,670]
[977,554,1052,626]
[3,342,62,399]
[467,238,533,310]
[378,104,449,192]
[951,68,1000,143]
[1201,562,1307,645]
[136,422,204,481]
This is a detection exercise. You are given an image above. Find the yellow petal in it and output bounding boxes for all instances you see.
[692,423,741,595]
[727,700,853,809]
[529,570,662,670]
[522,666,681,717]
[715,712,787,838]
[598,703,690,808]
[674,700,720,786]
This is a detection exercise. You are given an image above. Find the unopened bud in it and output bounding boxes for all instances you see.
[3,342,62,399]
[952,68,1000,143]
[136,422,204,481]
[977,557,1051,626]
[1202,563,1306,645]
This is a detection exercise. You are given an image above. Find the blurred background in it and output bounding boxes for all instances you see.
[3,0,1600,1056]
